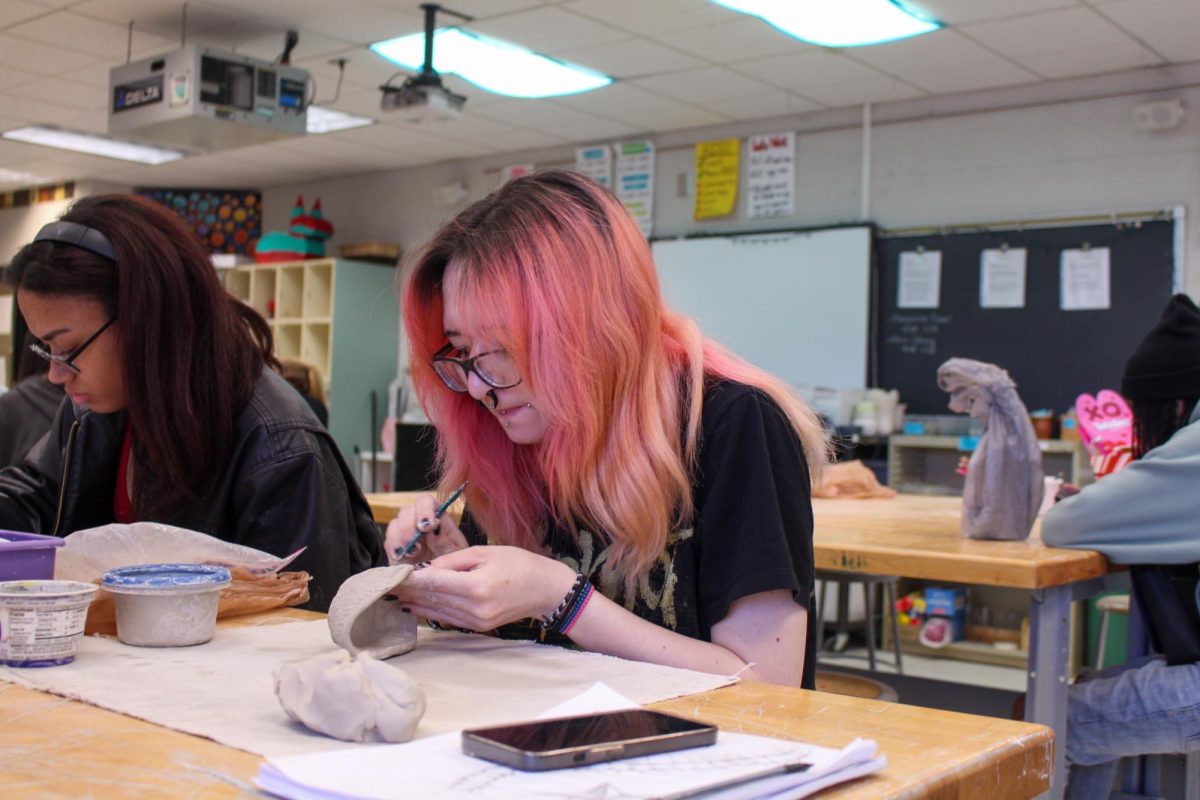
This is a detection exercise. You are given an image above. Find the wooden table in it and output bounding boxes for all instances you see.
[0,610,1051,798]
[368,491,1114,798]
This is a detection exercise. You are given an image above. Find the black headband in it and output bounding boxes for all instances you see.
[33,220,117,261]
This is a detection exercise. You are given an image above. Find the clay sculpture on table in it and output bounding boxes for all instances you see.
[275,564,425,742]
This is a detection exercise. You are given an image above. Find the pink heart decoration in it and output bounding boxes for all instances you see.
[1075,390,1133,454]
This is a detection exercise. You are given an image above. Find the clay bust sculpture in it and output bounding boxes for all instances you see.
[275,564,426,743]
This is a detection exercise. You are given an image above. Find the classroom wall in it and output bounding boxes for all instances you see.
[263,67,1200,294]
[0,181,130,265]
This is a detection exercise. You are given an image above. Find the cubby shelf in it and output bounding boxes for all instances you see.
[221,258,398,464]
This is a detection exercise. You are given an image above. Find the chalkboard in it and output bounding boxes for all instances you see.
[653,226,872,389]
[874,217,1178,415]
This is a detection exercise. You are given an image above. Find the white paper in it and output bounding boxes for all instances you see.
[256,682,886,800]
[747,131,795,218]
[0,294,12,335]
[980,248,1027,308]
[0,619,732,759]
[615,141,655,238]
[898,250,942,309]
[574,145,612,188]
[1060,247,1111,310]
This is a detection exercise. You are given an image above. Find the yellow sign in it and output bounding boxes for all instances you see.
[693,138,740,220]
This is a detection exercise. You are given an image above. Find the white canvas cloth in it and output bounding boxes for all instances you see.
[0,619,733,759]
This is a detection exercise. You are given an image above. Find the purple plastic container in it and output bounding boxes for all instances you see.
[0,531,65,581]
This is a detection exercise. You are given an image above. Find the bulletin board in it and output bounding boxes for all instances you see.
[652,226,872,389]
[874,213,1180,415]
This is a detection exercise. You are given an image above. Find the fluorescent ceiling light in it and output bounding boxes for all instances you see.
[370,28,613,98]
[0,168,58,188]
[1,126,187,165]
[712,0,941,47]
[306,105,375,134]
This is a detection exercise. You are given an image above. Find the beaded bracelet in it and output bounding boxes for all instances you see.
[541,572,586,632]
[558,583,594,635]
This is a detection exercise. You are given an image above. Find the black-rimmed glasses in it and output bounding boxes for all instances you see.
[431,343,521,392]
[29,317,117,375]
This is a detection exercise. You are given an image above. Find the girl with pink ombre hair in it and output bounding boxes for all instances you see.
[386,170,827,688]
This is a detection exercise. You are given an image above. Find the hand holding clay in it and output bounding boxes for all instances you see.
[275,649,425,743]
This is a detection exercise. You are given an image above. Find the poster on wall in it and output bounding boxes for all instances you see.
[1060,247,1111,310]
[614,140,655,238]
[980,247,1027,308]
[138,188,261,255]
[746,132,795,218]
[693,138,740,221]
[500,163,535,184]
[574,145,612,187]
[898,250,942,309]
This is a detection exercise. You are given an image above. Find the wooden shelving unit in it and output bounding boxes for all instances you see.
[221,258,398,464]
[887,434,1092,495]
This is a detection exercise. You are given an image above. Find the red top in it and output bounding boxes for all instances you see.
[113,423,134,524]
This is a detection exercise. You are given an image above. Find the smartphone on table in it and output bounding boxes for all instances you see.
[461,709,718,771]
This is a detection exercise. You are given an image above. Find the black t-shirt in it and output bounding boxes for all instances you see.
[460,378,817,689]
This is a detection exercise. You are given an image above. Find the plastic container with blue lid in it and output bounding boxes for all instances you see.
[101,564,231,647]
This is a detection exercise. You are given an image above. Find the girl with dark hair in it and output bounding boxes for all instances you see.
[0,194,384,610]
[384,170,826,688]
[1043,293,1200,798]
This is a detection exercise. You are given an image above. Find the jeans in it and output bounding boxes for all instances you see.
[1066,654,1200,799]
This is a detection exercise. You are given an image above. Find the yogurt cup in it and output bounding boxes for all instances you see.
[101,564,231,647]
[0,580,98,667]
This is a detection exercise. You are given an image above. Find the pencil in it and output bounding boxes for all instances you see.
[394,480,469,561]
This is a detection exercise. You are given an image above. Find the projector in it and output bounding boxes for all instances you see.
[109,45,309,150]
[380,81,465,124]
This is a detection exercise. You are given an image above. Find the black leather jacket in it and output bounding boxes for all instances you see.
[0,369,384,611]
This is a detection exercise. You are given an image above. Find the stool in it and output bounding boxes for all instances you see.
[815,669,899,703]
[816,570,903,675]
[1094,593,1130,670]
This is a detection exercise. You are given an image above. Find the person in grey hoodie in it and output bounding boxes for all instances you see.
[0,331,63,468]
[1042,293,1200,799]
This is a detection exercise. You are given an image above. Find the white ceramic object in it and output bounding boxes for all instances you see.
[0,580,98,667]
[101,564,231,647]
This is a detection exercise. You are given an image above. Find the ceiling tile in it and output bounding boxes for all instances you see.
[555,38,706,79]
[555,83,676,115]
[7,10,177,60]
[0,34,100,74]
[848,29,1040,92]
[527,116,643,143]
[0,0,51,27]
[902,60,1041,94]
[800,78,926,109]
[55,62,114,88]
[913,0,1079,26]
[473,99,606,129]
[7,77,109,112]
[0,93,88,125]
[560,0,736,35]
[962,7,1133,57]
[364,0,548,19]
[1098,0,1200,62]
[0,66,42,92]
[698,91,822,121]
[1019,41,1165,79]
[68,0,245,40]
[604,102,730,132]
[656,18,811,64]
[468,6,630,55]
[735,50,886,94]
[196,23,351,62]
[631,66,778,105]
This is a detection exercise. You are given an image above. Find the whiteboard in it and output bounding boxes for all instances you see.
[652,227,871,389]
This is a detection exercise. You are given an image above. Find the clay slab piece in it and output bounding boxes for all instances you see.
[327,564,417,659]
[275,649,426,743]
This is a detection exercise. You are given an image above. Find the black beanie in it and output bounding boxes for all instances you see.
[1121,294,1200,400]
